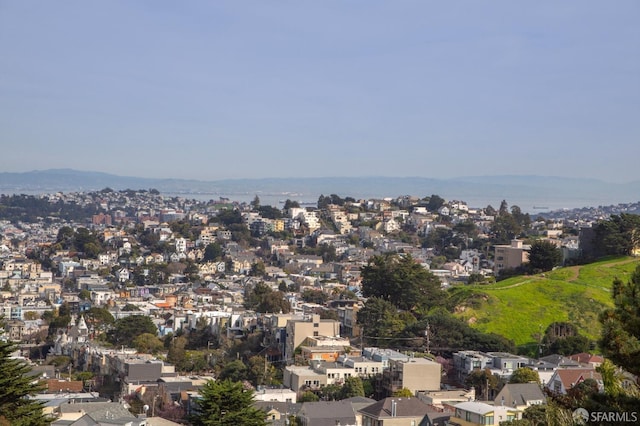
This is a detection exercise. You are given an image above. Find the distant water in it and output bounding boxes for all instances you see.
[4,189,631,215]
[163,191,628,214]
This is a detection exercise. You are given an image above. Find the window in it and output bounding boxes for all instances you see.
[313,331,319,336]
[313,323,319,327]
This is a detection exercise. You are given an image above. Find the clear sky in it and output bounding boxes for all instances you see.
[1,1,639,182]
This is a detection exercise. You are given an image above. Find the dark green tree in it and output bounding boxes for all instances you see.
[213,209,243,226]
[599,265,640,376]
[203,242,224,262]
[251,195,261,210]
[465,368,500,401]
[108,315,158,347]
[257,205,282,219]
[283,199,300,210]
[218,360,249,383]
[299,391,320,402]
[249,261,266,277]
[361,253,445,311]
[244,282,291,314]
[593,213,640,257]
[340,376,365,399]
[356,297,404,347]
[167,336,187,369]
[0,331,48,425]
[527,240,563,272]
[301,289,329,305]
[189,379,267,426]
[426,194,445,212]
[83,307,115,335]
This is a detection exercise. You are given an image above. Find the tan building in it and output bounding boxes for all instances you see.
[285,314,340,361]
[283,365,328,395]
[494,239,530,275]
[382,357,441,396]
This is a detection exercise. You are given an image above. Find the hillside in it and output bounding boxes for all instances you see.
[453,257,640,349]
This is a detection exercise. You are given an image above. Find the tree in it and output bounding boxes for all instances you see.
[251,195,260,210]
[244,282,291,314]
[189,379,267,426]
[283,199,300,210]
[341,376,365,399]
[301,289,329,305]
[78,289,91,300]
[593,213,640,257]
[167,336,187,369]
[426,194,445,212]
[299,391,320,402]
[257,205,282,219]
[465,368,500,401]
[527,240,562,272]
[509,368,540,384]
[596,359,626,398]
[360,253,445,311]
[599,265,640,376]
[356,297,404,347]
[133,333,164,354]
[542,322,591,356]
[218,360,249,383]
[84,307,114,334]
[249,261,266,277]
[203,242,224,262]
[108,315,158,347]
[0,332,48,425]
[392,388,413,397]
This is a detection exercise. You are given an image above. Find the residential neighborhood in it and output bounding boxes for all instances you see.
[1,189,639,425]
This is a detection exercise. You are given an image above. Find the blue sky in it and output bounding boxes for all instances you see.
[1,1,639,182]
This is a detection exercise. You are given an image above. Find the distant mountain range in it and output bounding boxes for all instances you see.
[1,169,638,213]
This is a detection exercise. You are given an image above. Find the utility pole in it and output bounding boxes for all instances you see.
[424,321,431,354]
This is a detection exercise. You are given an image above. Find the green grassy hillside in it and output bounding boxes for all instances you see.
[453,257,640,349]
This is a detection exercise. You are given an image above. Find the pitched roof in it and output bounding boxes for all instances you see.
[568,353,604,365]
[298,401,356,426]
[359,397,432,419]
[553,368,602,389]
[494,383,546,407]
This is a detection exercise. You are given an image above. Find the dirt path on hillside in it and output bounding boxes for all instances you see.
[490,278,539,290]
[566,258,638,283]
[565,266,581,282]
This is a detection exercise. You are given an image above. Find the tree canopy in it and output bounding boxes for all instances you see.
[527,240,563,272]
[244,282,291,314]
[361,253,444,311]
[599,265,640,376]
[593,213,640,257]
[0,333,48,425]
[108,315,158,347]
[509,368,540,384]
[188,379,267,426]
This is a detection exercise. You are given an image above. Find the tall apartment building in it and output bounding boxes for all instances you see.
[494,239,530,275]
[285,314,340,363]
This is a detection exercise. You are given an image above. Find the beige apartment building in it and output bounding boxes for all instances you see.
[382,357,441,395]
[493,239,530,275]
[285,314,340,362]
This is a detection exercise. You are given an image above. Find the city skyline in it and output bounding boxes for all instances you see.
[1,1,639,183]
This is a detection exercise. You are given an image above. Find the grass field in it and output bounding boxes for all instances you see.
[453,257,640,349]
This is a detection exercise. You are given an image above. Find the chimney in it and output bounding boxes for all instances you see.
[391,400,397,417]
